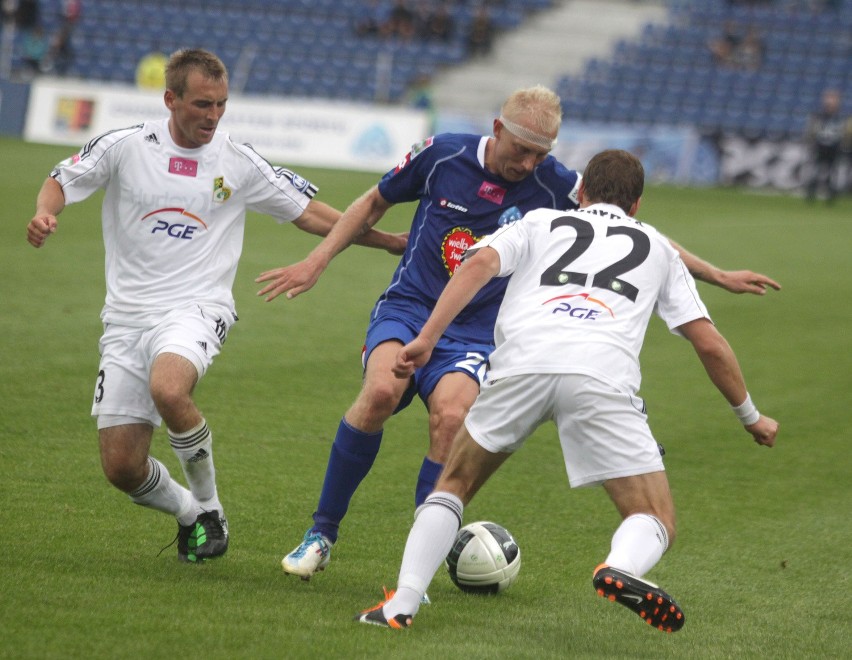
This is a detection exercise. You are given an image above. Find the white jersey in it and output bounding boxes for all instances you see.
[51,118,317,327]
[473,203,710,394]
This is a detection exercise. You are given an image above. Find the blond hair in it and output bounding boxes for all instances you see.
[501,85,563,137]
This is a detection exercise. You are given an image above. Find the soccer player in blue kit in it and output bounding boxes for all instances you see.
[256,86,781,580]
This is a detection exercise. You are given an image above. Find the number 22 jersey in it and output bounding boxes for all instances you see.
[475,203,711,394]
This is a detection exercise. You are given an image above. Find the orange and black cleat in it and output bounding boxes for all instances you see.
[593,564,685,633]
[354,587,413,630]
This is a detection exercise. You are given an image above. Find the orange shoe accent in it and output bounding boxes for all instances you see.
[592,565,685,633]
[361,586,396,614]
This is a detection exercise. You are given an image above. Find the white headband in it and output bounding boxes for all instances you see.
[498,115,557,150]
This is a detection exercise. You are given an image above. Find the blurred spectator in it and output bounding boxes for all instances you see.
[708,20,742,67]
[467,5,495,57]
[708,22,763,70]
[381,0,416,41]
[136,48,168,90]
[355,0,390,38]
[60,0,80,27]
[424,1,455,42]
[42,22,73,75]
[731,27,764,70]
[41,0,79,75]
[406,72,436,133]
[804,89,851,203]
[15,0,39,30]
[20,22,47,74]
[1,0,15,23]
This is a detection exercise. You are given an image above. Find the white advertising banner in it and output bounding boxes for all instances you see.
[24,78,429,172]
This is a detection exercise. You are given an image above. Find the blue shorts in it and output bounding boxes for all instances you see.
[363,313,492,414]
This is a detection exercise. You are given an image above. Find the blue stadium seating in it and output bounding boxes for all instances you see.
[8,0,850,139]
[7,0,556,105]
[557,0,852,138]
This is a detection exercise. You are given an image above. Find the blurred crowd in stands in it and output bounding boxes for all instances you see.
[354,0,496,56]
[2,0,79,77]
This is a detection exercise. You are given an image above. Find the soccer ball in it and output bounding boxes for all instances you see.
[445,521,521,594]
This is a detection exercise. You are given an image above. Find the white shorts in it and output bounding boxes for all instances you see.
[92,303,235,428]
[464,373,665,488]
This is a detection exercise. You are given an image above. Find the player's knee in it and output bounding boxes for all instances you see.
[429,404,467,439]
[100,454,146,493]
[150,379,190,418]
[427,409,467,463]
[359,381,403,420]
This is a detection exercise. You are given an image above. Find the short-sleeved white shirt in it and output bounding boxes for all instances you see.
[473,203,710,394]
[51,118,316,327]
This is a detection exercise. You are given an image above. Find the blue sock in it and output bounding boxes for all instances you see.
[414,456,444,507]
[311,418,382,543]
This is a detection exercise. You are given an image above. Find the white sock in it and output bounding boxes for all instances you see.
[384,491,463,619]
[168,419,221,513]
[604,513,669,578]
[129,457,196,525]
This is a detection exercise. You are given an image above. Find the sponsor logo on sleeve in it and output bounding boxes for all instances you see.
[290,173,310,193]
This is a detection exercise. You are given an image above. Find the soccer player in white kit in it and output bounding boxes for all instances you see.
[355,149,779,630]
[26,49,405,562]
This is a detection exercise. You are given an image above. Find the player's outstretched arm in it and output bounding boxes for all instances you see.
[256,186,393,301]
[27,178,65,248]
[292,199,408,255]
[670,240,781,295]
[393,247,501,378]
[679,317,778,447]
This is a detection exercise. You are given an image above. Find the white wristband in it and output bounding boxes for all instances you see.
[731,393,760,426]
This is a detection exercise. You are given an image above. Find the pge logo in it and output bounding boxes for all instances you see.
[542,293,615,320]
[141,208,208,240]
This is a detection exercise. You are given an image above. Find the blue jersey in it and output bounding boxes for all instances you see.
[373,133,581,345]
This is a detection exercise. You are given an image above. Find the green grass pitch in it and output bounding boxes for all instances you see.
[1,135,850,658]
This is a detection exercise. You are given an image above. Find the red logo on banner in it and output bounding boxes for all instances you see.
[169,157,198,177]
[478,181,506,204]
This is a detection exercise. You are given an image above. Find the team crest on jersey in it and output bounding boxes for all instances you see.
[213,176,231,203]
[498,206,523,226]
[441,227,480,276]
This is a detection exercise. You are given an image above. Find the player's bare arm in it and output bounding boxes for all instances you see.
[256,187,394,301]
[27,177,64,248]
[290,198,407,254]
[679,317,778,447]
[393,247,501,378]
[670,239,781,295]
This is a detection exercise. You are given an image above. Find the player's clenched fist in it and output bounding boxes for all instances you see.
[27,215,58,248]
